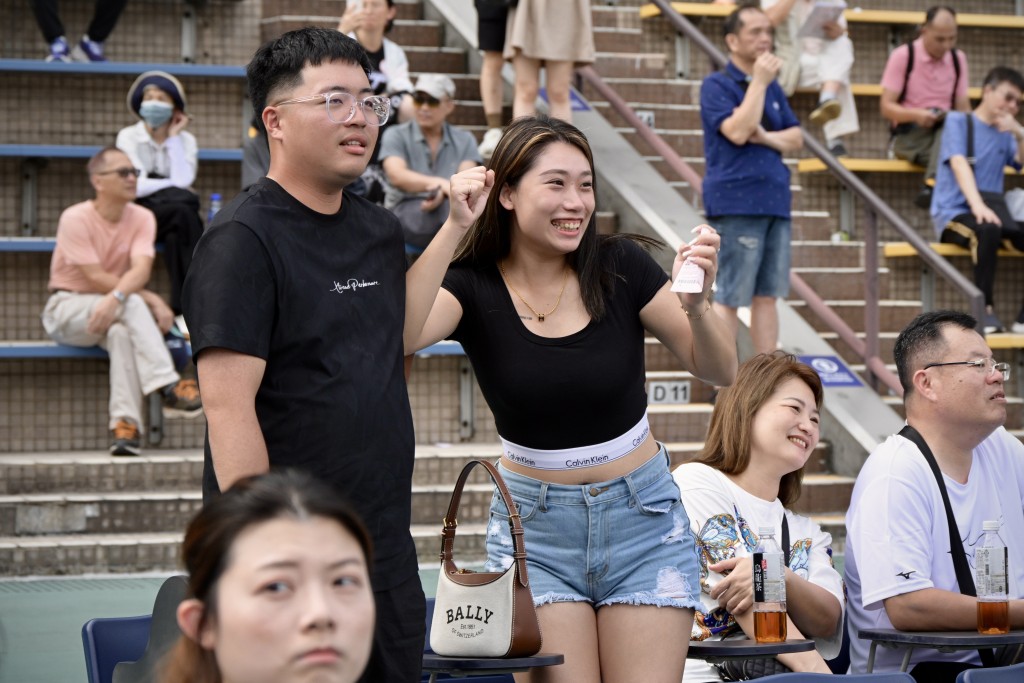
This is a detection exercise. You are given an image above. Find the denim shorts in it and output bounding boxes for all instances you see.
[484,446,702,611]
[712,214,791,307]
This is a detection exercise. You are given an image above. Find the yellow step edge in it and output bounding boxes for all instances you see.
[639,3,1024,29]
[883,242,1024,258]
[797,158,1020,174]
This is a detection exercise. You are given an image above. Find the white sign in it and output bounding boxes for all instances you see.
[648,380,691,404]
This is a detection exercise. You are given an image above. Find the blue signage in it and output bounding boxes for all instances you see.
[538,88,591,112]
[797,355,863,387]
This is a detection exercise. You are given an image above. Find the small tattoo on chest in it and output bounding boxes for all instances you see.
[519,314,533,321]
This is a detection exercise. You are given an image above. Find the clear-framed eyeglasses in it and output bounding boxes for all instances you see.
[923,358,1011,382]
[272,91,391,126]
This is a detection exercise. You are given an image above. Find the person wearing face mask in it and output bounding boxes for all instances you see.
[116,71,203,334]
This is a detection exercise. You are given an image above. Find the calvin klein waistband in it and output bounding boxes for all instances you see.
[500,414,651,471]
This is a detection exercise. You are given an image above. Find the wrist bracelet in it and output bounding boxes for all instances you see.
[111,289,126,304]
[683,299,711,321]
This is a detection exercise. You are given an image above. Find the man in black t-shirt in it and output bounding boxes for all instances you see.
[182,28,425,682]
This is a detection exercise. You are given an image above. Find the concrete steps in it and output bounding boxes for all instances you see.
[0,445,503,575]
[0,0,876,581]
[789,267,892,302]
[0,430,861,576]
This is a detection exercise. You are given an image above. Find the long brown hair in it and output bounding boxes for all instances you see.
[454,114,659,321]
[698,352,824,506]
[159,470,373,683]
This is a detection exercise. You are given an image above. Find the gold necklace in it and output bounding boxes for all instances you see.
[499,262,570,323]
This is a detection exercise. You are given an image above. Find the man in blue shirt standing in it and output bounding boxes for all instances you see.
[931,66,1024,334]
[701,5,802,355]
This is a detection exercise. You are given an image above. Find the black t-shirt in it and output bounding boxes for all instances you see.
[442,239,667,449]
[365,44,388,95]
[182,178,416,590]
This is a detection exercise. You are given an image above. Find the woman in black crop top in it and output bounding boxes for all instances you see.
[405,116,737,682]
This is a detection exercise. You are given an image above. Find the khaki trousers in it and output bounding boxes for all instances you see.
[892,122,945,180]
[41,291,180,429]
[798,34,860,140]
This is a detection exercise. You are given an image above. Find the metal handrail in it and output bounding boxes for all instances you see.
[635,0,988,393]
[579,57,901,390]
[576,66,703,202]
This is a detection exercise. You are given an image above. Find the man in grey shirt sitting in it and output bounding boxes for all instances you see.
[380,73,481,251]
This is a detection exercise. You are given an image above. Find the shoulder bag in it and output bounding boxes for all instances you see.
[430,459,542,658]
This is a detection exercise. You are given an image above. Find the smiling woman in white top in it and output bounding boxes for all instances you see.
[675,352,845,681]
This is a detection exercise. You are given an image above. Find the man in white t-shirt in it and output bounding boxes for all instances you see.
[845,310,1024,681]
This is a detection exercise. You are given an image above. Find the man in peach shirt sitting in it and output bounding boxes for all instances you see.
[41,146,201,456]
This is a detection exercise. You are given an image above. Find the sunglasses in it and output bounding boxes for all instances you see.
[96,167,142,178]
[412,92,443,108]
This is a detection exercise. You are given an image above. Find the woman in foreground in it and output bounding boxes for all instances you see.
[161,470,375,683]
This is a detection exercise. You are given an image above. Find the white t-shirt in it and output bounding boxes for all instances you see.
[845,427,1024,673]
[675,463,845,682]
[115,121,199,199]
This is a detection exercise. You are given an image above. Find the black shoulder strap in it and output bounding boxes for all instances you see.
[898,425,996,667]
[951,48,962,111]
[966,113,976,171]
[782,515,791,566]
[897,41,915,106]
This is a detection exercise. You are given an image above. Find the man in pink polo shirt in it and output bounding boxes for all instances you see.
[881,6,970,207]
[41,147,201,456]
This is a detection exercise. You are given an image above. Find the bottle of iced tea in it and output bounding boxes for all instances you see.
[753,526,787,643]
[976,520,1010,635]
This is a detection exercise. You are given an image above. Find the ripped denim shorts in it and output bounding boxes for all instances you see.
[485,444,702,610]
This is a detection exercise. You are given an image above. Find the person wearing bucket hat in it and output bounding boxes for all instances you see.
[379,73,481,252]
[116,71,203,334]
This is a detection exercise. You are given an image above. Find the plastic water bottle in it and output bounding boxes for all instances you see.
[753,526,787,643]
[207,192,222,224]
[976,520,1010,634]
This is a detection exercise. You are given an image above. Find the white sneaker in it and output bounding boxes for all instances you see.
[478,127,503,158]
[1012,321,1024,334]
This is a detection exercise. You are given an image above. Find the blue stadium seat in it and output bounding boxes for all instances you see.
[81,614,151,683]
[957,661,1024,682]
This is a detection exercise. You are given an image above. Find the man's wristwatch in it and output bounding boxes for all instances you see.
[110,289,126,304]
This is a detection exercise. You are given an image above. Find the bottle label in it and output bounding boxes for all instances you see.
[753,552,786,602]
[975,547,1008,597]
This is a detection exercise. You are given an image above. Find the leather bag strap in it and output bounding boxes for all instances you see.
[439,460,530,588]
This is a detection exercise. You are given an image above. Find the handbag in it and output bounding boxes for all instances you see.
[392,194,449,249]
[429,459,542,658]
[714,518,794,681]
[716,657,792,681]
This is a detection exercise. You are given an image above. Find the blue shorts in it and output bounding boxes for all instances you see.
[485,446,702,611]
[712,214,791,307]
